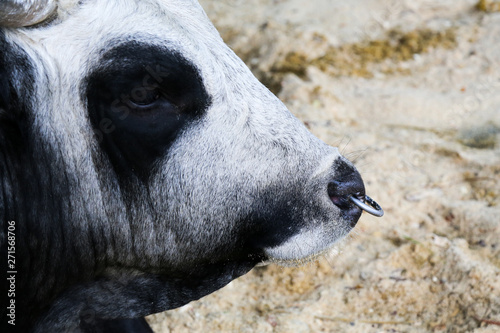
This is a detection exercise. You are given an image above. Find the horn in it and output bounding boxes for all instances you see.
[0,0,58,28]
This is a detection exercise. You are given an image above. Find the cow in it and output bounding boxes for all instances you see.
[0,0,383,332]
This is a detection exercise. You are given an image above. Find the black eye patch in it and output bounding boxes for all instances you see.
[85,42,211,179]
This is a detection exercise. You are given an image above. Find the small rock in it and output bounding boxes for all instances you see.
[457,124,499,149]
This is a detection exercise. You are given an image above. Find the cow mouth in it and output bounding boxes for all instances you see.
[259,159,384,266]
[262,192,383,266]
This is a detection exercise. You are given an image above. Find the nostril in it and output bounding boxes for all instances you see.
[328,183,350,209]
[328,183,358,209]
[327,167,365,211]
[327,159,384,219]
[327,176,365,198]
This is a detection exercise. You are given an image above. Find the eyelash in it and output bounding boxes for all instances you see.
[126,87,162,107]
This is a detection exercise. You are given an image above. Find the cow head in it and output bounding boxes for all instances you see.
[0,0,381,331]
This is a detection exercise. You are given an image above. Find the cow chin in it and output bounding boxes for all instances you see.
[262,227,351,266]
[261,199,360,266]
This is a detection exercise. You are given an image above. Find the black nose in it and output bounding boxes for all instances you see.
[327,161,365,227]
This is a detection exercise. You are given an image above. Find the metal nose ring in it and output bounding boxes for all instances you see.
[349,195,384,217]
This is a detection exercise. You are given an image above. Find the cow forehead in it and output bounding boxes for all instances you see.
[22,0,223,73]
[55,0,206,25]
[48,0,211,34]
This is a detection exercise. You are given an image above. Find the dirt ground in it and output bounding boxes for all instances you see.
[147,1,500,332]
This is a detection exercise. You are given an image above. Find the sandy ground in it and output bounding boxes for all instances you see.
[147,1,500,332]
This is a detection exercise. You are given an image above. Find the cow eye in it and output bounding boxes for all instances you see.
[85,43,211,178]
[127,88,162,107]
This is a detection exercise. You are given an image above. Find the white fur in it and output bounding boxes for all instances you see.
[5,0,348,266]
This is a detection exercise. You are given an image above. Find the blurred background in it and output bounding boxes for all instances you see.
[148,0,500,332]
